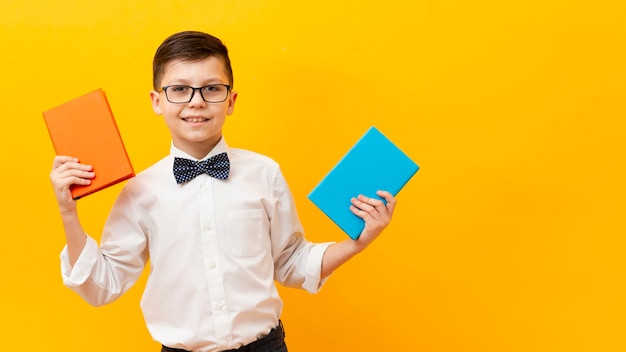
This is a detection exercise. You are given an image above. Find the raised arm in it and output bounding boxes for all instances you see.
[49,156,95,266]
[320,190,396,278]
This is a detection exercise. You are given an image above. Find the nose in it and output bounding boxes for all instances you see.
[188,88,206,107]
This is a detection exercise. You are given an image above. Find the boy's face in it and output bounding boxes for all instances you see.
[150,56,237,158]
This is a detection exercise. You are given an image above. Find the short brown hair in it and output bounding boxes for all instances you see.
[152,31,234,90]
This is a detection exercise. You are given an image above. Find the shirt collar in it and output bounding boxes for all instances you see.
[169,137,230,161]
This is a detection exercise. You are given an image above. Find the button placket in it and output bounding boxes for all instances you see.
[197,179,232,343]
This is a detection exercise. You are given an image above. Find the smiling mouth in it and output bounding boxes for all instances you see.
[182,117,209,122]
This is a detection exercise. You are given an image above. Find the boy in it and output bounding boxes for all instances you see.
[50,31,396,352]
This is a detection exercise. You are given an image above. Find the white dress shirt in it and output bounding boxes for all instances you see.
[61,137,333,351]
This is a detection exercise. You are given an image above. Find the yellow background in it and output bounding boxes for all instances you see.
[1,0,625,351]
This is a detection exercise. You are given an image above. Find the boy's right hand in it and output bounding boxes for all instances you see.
[50,156,95,212]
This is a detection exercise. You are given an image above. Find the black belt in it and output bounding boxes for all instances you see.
[162,321,285,352]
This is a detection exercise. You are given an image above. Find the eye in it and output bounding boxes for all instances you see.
[170,85,190,92]
[202,85,221,92]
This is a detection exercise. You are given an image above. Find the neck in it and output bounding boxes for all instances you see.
[174,137,222,160]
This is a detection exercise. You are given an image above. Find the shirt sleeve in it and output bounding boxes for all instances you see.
[60,235,99,286]
[59,189,149,306]
[269,167,335,294]
[302,241,333,293]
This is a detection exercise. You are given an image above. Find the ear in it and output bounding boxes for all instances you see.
[226,90,238,116]
[150,90,163,115]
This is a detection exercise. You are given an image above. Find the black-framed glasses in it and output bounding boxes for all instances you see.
[159,84,231,104]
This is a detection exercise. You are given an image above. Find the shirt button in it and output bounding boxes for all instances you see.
[200,184,209,192]
[203,223,211,230]
[208,261,216,269]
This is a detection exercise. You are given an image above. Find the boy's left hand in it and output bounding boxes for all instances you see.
[350,190,396,246]
[319,190,397,278]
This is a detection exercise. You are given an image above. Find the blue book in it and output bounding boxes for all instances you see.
[307,126,419,239]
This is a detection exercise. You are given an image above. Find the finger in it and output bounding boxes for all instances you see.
[51,165,95,190]
[67,169,96,180]
[52,155,79,169]
[53,161,94,176]
[351,196,377,213]
[66,175,93,186]
[376,190,396,214]
[56,169,95,183]
[359,194,386,207]
[353,195,389,219]
[350,204,373,220]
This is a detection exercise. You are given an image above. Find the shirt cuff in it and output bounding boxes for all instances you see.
[60,236,99,287]
[302,242,334,294]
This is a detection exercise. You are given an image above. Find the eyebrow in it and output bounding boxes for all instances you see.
[166,78,225,86]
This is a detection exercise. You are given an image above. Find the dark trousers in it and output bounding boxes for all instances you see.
[161,321,287,352]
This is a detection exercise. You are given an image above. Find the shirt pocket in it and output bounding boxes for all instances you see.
[225,209,266,257]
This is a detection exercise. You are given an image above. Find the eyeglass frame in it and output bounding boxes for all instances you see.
[159,84,232,104]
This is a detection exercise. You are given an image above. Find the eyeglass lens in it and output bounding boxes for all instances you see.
[165,85,229,103]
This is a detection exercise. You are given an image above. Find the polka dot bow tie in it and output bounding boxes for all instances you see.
[173,152,230,184]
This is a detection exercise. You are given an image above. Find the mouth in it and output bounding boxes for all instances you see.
[181,116,210,123]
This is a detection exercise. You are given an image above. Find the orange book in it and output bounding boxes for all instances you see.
[43,89,135,199]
